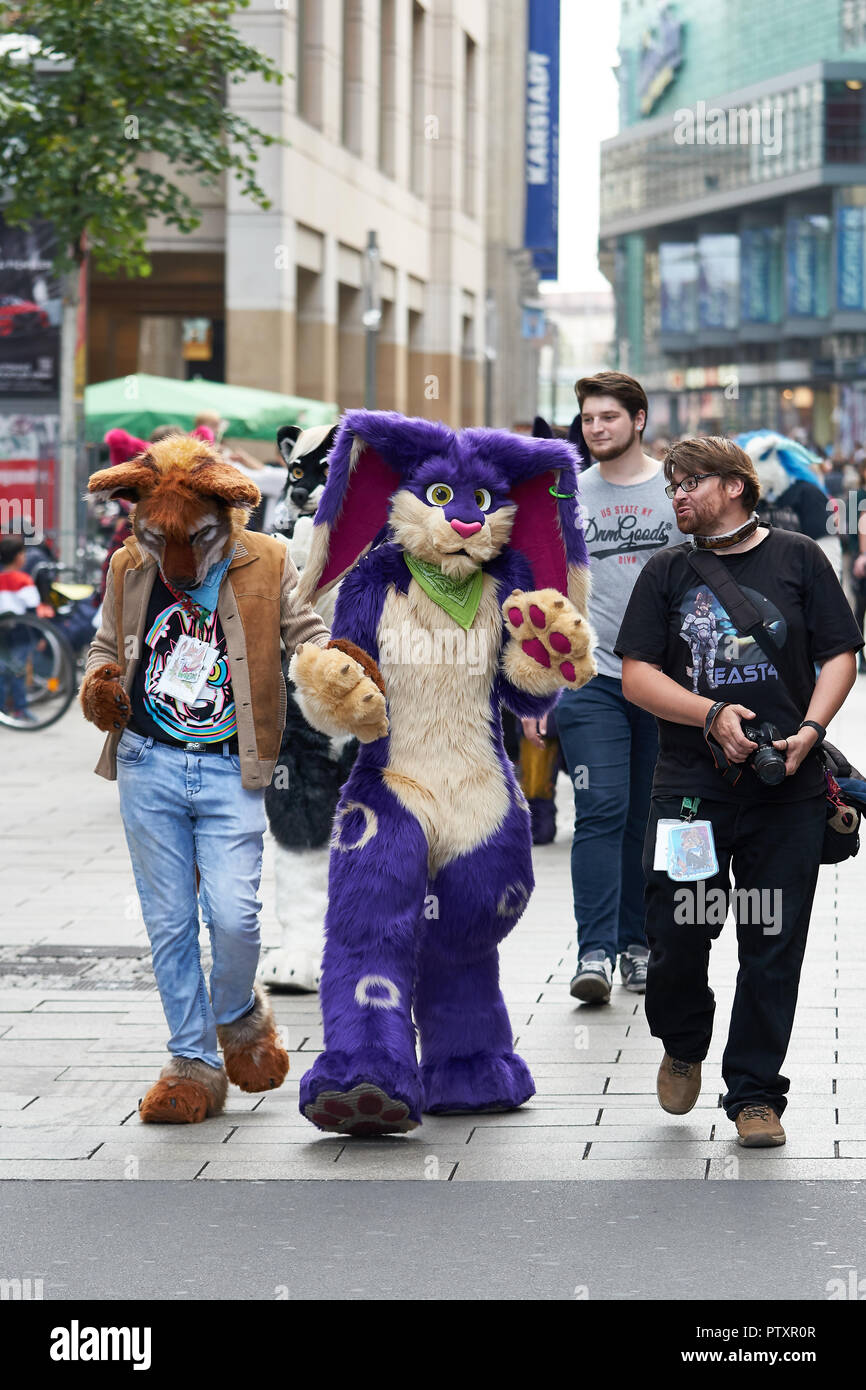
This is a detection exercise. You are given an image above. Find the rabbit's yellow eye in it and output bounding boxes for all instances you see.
[474,488,491,511]
[426,483,453,506]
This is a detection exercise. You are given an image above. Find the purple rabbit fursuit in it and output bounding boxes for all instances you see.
[288,410,596,1135]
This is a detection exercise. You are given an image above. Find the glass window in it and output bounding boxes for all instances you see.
[826,80,866,164]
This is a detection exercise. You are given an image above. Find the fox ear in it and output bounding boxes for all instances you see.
[189,460,261,510]
[87,455,158,503]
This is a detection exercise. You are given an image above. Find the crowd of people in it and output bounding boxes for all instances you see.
[4,376,866,1151]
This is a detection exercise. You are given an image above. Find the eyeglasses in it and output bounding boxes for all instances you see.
[664,473,718,499]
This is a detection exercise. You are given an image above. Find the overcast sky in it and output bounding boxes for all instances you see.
[551,0,621,293]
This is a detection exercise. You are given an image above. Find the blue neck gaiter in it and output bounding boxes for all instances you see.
[171,547,235,614]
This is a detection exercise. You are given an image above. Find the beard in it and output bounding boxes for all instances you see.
[588,423,637,462]
[675,498,727,535]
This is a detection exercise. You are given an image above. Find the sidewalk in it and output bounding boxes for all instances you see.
[2,683,866,1181]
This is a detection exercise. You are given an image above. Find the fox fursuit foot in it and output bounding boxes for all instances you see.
[217,983,290,1093]
[421,1051,535,1115]
[139,1056,228,1124]
[300,1051,422,1135]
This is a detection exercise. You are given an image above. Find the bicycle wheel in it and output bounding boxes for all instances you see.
[0,614,77,730]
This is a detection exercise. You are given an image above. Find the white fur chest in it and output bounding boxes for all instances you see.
[377,573,510,872]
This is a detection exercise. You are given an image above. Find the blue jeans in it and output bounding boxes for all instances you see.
[556,674,658,964]
[116,729,267,1069]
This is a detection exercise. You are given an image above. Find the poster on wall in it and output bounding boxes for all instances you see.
[0,412,58,540]
[785,214,831,318]
[698,234,739,330]
[0,214,60,397]
[660,243,698,334]
[741,226,783,324]
[836,205,866,311]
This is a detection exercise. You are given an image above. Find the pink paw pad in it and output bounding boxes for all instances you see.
[528,604,547,628]
[521,638,550,668]
[559,661,576,683]
[507,607,523,628]
[549,631,571,654]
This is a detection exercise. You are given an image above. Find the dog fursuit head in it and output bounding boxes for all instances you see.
[288,410,596,1136]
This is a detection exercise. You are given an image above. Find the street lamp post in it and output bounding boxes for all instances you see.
[362,230,381,410]
[548,318,560,424]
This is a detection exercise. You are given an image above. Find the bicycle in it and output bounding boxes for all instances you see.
[0,612,77,730]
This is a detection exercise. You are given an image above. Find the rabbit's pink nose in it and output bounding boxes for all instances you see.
[450,519,482,538]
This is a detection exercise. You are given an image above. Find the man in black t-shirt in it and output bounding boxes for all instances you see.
[615,437,862,1148]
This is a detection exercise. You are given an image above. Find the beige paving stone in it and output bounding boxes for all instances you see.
[0,1160,206,1180]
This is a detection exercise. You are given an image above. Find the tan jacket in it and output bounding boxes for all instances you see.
[87,531,330,790]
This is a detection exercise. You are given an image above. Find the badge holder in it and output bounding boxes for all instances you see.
[155,633,219,706]
[654,796,719,881]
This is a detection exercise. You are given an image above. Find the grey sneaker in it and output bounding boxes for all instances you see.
[569,949,613,1004]
[619,944,649,993]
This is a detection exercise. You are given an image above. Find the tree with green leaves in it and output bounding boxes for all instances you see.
[0,0,284,561]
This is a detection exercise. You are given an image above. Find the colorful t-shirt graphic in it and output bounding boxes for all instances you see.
[676,584,786,694]
[130,574,237,744]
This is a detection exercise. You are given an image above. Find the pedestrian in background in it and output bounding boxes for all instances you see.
[550,371,679,1003]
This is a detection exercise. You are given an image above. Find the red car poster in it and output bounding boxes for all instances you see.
[0,214,60,397]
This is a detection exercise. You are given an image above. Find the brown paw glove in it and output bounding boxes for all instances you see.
[80,662,132,733]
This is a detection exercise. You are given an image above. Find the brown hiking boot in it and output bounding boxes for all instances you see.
[735,1104,786,1147]
[656,1052,702,1114]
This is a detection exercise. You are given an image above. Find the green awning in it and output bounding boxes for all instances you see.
[84,373,337,443]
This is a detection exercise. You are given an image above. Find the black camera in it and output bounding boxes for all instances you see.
[741,720,786,785]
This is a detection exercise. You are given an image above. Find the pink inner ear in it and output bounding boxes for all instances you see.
[318,446,402,590]
[508,472,568,595]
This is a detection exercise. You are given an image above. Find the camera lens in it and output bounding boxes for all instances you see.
[752,745,786,786]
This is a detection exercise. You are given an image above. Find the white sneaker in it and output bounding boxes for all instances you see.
[569,950,612,1003]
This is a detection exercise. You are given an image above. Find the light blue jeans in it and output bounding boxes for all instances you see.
[116,729,266,1069]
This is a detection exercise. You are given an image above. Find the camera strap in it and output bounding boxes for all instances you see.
[686,548,805,703]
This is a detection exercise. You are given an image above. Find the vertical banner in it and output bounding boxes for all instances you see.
[837,204,866,311]
[524,0,560,281]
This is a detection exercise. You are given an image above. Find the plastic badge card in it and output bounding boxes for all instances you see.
[653,819,681,870]
[155,634,219,706]
[666,821,719,882]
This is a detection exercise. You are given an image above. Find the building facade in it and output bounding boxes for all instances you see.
[599,0,866,451]
[88,0,543,431]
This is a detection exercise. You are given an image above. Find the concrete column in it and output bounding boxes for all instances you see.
[225,2,295,392]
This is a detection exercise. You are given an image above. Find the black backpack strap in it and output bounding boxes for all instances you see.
[686,548,803,700]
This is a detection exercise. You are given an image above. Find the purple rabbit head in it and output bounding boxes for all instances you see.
[294,410,590,610]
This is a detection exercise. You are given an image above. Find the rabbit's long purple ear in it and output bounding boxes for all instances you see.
[464,429,591,617]
[294,409,454,605]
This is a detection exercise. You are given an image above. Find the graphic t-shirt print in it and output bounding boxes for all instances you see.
[676,584,786,695]
[141,599,236,742]
[583,505,673,565]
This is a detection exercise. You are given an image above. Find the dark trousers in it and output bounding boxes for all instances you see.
[642,793,826,1118]
[557,674,658,962]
